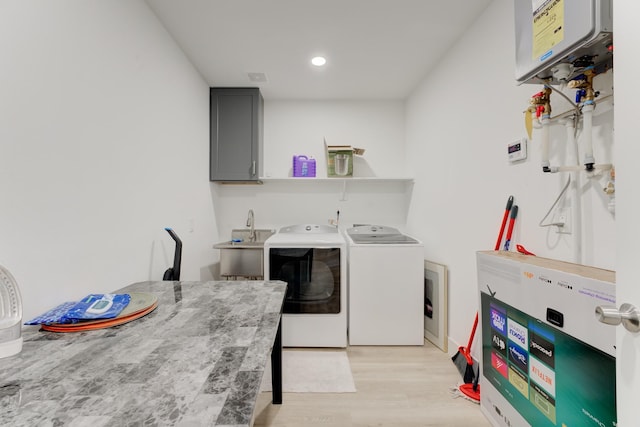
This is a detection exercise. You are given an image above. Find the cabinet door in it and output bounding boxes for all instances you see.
[210,88,263,181]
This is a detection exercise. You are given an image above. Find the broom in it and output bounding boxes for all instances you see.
[451,195,514,384]
[451,312,478,383]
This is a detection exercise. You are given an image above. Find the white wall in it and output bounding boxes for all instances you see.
[405,0,615,356]
[0,0,217,321]
[264,101,406,179]
[211,100,411,239]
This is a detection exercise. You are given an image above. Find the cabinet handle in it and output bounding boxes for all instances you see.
[252,161,256,176]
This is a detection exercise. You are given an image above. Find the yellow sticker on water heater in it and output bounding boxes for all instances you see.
[532,0,565,60]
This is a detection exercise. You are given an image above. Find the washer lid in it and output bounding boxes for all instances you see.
[347,225,418,244]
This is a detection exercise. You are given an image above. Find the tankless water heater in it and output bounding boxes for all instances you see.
[514,0,613,85]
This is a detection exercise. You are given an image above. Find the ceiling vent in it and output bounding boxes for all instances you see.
[248,72,268,83]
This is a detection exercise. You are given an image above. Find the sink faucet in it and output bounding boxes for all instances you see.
[246,209,256,242]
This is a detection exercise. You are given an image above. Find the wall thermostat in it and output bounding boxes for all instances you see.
[508,138,527,162]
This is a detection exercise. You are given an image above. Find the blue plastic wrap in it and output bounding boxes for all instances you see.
[24,294,131,325]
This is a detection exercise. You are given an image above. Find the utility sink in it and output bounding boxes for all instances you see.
[213,229,275,249]
[213,229,275,278]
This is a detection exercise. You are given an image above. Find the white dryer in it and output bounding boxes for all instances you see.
[345,225,424,345]
[264,224,347,348]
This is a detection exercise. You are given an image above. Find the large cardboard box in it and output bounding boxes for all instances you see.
[324,140,364,177]
[476,251,616,427]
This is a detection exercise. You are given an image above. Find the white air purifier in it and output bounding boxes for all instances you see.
[0,265,23,358]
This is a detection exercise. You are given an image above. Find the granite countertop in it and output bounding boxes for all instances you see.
[0,280,287,426]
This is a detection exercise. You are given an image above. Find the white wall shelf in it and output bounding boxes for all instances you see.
[257,177,413,201]
[259,177,413,183]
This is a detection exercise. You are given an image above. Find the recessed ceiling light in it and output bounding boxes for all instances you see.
[311,56,327,67]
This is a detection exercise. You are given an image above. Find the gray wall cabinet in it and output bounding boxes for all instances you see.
[210,88,263,182]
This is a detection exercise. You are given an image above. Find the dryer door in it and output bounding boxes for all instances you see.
[268,247,341,314]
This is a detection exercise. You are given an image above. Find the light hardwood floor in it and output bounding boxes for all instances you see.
[254,340,492,427]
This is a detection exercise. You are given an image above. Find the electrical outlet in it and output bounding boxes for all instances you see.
[553,208,571,234]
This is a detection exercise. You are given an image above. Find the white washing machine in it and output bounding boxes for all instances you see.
[345,225,424,345]
[264,224,347,348]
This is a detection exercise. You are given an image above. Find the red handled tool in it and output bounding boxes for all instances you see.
[453,195,515,400]
[516,244,535,256]
[503,205,519,251]
[495,196,514,250]
[457,198,518,403]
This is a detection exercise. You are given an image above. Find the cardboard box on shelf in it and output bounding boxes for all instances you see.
[476,251,616,427]
[325,139,365,177]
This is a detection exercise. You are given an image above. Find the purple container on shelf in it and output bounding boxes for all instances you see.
[292,155,316,177]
